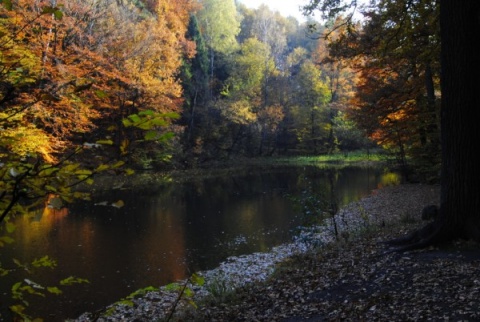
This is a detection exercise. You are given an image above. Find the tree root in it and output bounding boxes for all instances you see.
[382,220,453,252]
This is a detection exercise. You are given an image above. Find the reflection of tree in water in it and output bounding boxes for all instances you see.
[288,169,333,226]
[288,168,343,241]
[326,169,339,240]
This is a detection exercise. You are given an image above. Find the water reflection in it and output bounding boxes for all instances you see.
[0,165,399,321]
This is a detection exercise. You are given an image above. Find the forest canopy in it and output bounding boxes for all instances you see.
[0,0,441,217]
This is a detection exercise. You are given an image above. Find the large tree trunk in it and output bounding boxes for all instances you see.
[439,0,480,240]
[389,1,480,250]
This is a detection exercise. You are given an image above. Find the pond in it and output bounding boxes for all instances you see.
[0,165,399,321]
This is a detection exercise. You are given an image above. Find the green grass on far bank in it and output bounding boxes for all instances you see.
[261,150,391,166]
[90,150,392,191]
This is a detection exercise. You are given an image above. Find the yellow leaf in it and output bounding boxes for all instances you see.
[63,164,80,172]
[75,169,93,175]
[96,140,113,145]
[111,200,124,208]
[95,164,110,172]
[120,139,129,155]
[111,161,125,169]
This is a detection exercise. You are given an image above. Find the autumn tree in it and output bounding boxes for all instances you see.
[62,0,198,166]
[312,17,358,154]
[0,0,197,318]
[0,0,119,156]
[0,0,188,165]
[303,0,480,248]
[318,0,441,179]
[0,0,196,216]
[0,2,119,319]
[290,60,331,154]
[213,37,268,156]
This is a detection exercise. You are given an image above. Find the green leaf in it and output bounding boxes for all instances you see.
[139,110,154,116]
[47,286,62,295]
[95,90,108,98]
[42,6,55,14]
[5,222,15,233]
[117,299,134,307]
[39,166,59,176]
[13,259,24,268]
[125,286,157,299]
[164,112,180,120]
[184,288,194,297]
[61,195,73,203]
[9,305,26,316]
[60,276,89,285]
[45,185,57,192]
[122,118,133,127]
[53,10,63,19]
[20,285,44,296]
[0,235,15,246]
[32,256,57,268]
[73,191,88,199]
[143,286,157,292]
[144,130,158,141]
[136,122,151,130]
[96,140,113,145]
[188,299,198,309]
[191,273,205,286]
[160,132,175,141]
[165,282,180,292]
[42,6,63,20]
[0,267,9,276]
[128,114,141,123]
[1,0,13,10]
[151,118,167,126]
[12,281,22,292]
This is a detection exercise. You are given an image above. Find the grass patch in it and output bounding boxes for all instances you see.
[269,151,390,165]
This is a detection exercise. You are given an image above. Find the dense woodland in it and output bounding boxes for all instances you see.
[0,0,440,172]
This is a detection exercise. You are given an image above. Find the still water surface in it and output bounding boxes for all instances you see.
[1,165,398,320]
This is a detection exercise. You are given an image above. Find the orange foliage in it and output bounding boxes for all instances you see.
[258,104,285,132]
[348,62,424,149]
[0,0,197,161]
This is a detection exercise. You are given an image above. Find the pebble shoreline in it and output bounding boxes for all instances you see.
[72,183,440,322]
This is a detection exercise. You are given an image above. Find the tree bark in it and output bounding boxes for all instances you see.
[389,0,480,250]
[439,0,480,240]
